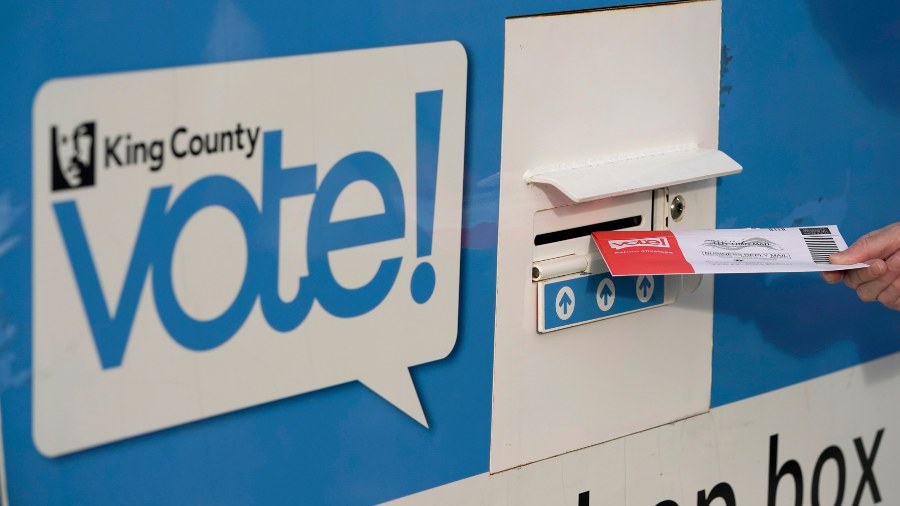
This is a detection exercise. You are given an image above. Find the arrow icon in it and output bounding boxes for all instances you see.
[595,278,615,311]
[636,275,654,303]
[639,277,652,297]
[599,283,613,305]
[554,286,575,320]
[559,291,573,312]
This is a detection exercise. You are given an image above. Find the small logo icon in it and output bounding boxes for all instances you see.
[595,278,615,311]
[636,275,654,302]
[701,237,782,251]
[555,286,575,320]
[608,237,670,250]
[52,121,96,191]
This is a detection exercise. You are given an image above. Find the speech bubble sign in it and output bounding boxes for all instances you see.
[32,42,467,456]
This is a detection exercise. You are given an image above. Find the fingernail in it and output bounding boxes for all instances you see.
[822,272,840,284]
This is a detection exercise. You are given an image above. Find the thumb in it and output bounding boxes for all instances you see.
[832,223,900,264]
[830,248,861,264]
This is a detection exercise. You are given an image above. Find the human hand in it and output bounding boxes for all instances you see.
[823,222,900,310]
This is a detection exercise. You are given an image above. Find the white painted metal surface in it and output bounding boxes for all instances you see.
[389,353,900,505]
[526,147,742,203]
[492,0,724,472]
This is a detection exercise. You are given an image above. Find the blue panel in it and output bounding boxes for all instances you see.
[541,274,665,331]
[0,1,619,504]
[1,0,898,504]
[0,3,508,505]
[714,0,900,406]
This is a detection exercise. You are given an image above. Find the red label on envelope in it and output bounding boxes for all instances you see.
[592,230,695,275]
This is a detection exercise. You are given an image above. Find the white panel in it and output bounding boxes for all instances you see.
[32,42,467,456]
[492,0,722,472]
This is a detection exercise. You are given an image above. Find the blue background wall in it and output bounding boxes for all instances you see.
[0,0,898,504]
[714,0,900,406]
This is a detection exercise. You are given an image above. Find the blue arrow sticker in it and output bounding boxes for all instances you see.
[541,273,665,331]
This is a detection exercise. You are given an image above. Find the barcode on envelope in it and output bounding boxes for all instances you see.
[803,236,839,264]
